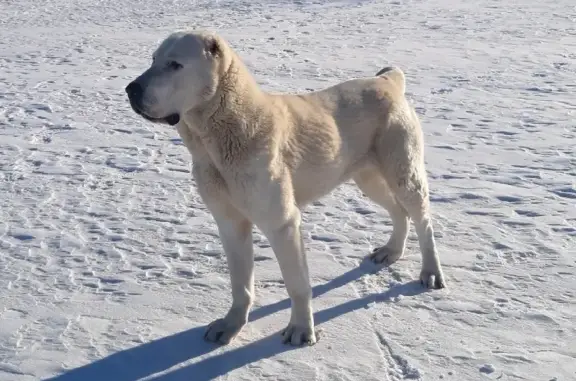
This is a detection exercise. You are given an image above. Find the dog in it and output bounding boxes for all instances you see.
[126,30,446,347]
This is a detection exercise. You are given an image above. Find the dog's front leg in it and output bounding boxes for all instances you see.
[202,201,254,345]
[260,209,316,346]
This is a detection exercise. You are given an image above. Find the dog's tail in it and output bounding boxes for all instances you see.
[375,66,405,94]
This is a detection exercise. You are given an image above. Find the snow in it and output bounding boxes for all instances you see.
[0,0,575,380]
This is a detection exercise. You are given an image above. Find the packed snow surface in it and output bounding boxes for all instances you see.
[1,0,575,380]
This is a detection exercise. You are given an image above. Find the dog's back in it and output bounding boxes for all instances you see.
[266,67,413,206]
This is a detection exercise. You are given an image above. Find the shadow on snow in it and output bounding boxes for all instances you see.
[46,260,428,381]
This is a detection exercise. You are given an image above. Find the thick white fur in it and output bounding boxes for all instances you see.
[128,30,446,346]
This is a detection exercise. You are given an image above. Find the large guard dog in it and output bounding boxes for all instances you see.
[126,30,446,346]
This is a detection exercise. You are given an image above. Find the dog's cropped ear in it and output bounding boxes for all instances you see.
[205,37,221,57]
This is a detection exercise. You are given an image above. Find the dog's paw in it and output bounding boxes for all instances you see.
[420,266,446,289]
[204,316,247,345]
[281,323,317,346]
[369,246,403,266]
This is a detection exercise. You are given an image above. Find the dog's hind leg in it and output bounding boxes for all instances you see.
[353,166,409,266]
[375,110,446,289]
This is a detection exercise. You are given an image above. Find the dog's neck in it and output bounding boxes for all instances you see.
[183,54,271,167]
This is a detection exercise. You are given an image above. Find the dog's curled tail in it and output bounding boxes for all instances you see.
[375,66,405,95]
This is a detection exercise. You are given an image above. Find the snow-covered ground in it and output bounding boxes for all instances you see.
[1,0,575,380]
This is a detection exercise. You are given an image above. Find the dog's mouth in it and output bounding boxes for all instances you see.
[164,114,180,125]
[130,102,180,126]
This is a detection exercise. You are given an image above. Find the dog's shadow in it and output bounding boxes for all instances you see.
[45,261,428,381]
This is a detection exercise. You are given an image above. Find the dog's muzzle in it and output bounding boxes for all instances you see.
[125,81,180,126]
[125,81,145,111]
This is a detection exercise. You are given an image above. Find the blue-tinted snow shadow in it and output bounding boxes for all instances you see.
[46,260,427,381]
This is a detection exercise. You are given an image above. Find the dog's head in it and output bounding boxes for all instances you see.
[125,30,230,125]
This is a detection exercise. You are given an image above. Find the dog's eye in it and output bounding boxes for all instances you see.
[167,61,183,70]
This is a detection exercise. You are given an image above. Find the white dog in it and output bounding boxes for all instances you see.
[126,30,446,346]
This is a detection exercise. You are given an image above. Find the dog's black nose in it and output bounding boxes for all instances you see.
[125,81,143,99]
